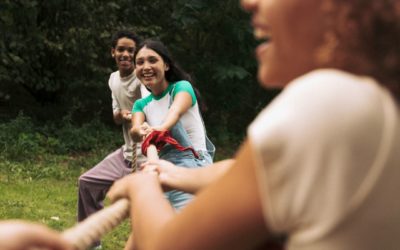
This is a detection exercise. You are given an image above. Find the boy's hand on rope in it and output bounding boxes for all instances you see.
[121,110,133,121]
[107,172,160,203]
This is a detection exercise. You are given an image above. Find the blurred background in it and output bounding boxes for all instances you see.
[0,0,279,148]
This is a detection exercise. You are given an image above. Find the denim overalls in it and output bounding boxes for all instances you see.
[158,90,215,210]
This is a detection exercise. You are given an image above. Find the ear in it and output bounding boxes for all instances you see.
[164,63,170,71]
[111,48,115,58]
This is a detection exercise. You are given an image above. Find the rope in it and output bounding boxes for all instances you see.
[61,145,159,250]
[131,142,137,172]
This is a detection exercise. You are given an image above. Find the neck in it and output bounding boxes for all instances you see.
[119,69,134,78]
[152,80,169,96]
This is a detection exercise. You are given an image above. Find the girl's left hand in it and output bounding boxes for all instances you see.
[150,125,168,132]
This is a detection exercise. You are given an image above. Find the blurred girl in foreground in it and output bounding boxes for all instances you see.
[109,0,400,249]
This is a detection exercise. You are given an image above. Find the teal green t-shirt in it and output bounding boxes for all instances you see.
[133,80,196,113]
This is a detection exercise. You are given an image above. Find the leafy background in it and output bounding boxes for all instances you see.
[0,0,279,139]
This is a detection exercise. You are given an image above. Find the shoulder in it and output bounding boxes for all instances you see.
[172,80,196,105]
[108,71,120,90]
[133,94,154,112]
[286,69,385,123]
[172,80,194,92]
[249,69,386,150]
[248,70,392,231]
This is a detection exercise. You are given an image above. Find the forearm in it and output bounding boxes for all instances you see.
[167,159,234,194]
[156,92,192,131]
[130,112,146,142]
[130,124,143,142]
[150,141,268,249]
[157,108,181,131]
[128,175,176,250]
[0,220,72,250]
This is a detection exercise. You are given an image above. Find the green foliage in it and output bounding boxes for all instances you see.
[0,113,122,162]
[0,113,47,160]
[0,0,278,135]
[0,113,123,182]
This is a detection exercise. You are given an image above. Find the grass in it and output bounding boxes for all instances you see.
[0,148,236,249]
[0,179,77,229]
[0,152,132,249]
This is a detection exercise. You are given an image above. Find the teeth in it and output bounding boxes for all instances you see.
[254,29,271,40]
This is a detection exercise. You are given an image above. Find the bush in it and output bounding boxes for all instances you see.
[0,113,122,162]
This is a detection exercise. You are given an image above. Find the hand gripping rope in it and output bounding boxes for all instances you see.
[60,131,194,249]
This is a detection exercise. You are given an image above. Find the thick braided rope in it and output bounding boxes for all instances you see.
[131,142,137,172]
[62,145,159,250]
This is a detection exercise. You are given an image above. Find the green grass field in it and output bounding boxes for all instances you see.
[0,151,237,249]
[0,149,238,250]
[0,153,131,249]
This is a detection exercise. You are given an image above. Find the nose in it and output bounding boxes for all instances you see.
[142,60,151,70]
[241,0,257,12]
[122,50,130,57]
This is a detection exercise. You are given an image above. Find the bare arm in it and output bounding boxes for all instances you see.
[108,139,270,250]
[129,112,147,142]
[154,92,192,131]
[0,220,73,250]
[141,159,234,194]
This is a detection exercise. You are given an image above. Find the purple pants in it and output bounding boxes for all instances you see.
[77,148,136,221]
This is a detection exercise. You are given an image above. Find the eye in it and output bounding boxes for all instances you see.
[116,46,135,54]
[135,58,144,65]
[148,57,158,64]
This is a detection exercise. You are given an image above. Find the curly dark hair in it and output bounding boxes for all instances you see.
[322,0,400,102]
[111,30,142,49]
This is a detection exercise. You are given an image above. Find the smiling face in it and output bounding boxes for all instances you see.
[111,37,136,77]
[241,0,326,88]
[135,46,170,95]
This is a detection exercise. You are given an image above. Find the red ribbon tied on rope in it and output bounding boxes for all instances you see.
[141,130,199,158]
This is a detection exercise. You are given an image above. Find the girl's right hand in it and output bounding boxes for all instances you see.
[130,124,145,143]
[140,122,153,135]
[130,122,154,142]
